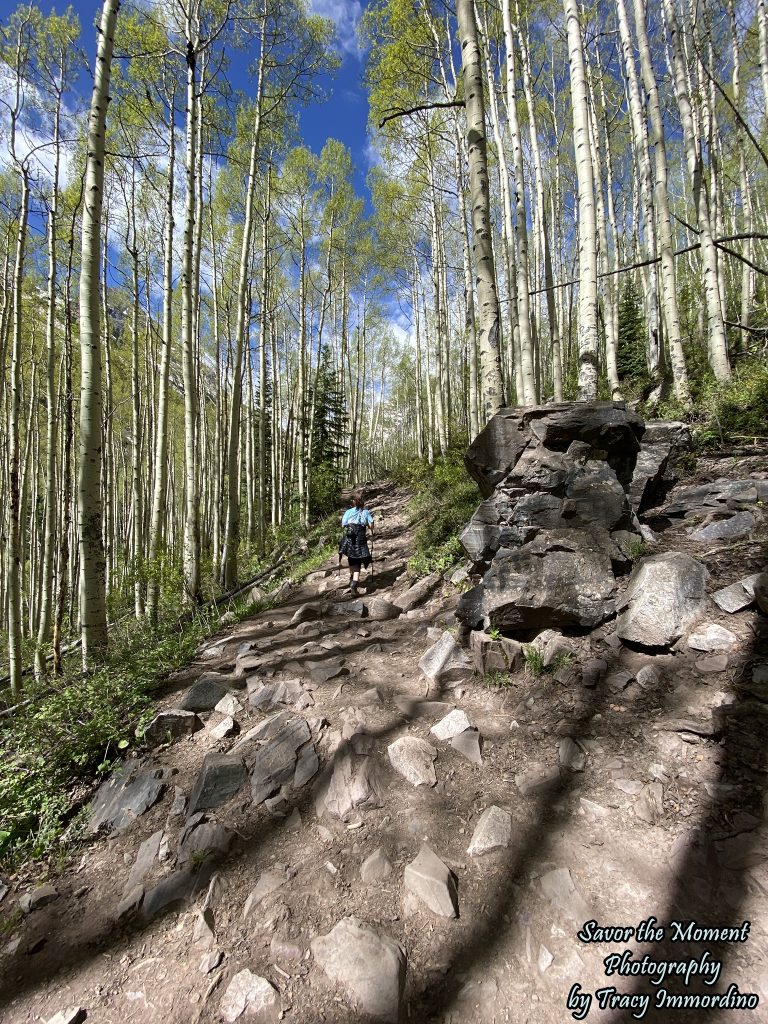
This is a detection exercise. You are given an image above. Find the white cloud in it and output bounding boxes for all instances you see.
[309,0,363,58]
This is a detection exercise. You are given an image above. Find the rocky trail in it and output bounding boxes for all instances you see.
[2,414,768,1024]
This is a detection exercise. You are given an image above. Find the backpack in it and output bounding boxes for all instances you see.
[338,509,369,563]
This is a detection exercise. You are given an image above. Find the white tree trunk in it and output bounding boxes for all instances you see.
[78,0,119,670]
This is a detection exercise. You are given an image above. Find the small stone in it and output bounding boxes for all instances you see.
[361,847,393,884]
[540,867,591,924]
[214,693,242,716]
[581,659,607,688]
[367,597,402,621]
[188,753,247,816]
[179,676,231,711]
[403,844,458,918]
[143,709,203,745]
[712,575,762,613]
[125,830,163,893]
[690,511,755,542]
[430,709,472,741]
[515,765,561,797]
[46,1009,86,1024]
[451,729,483,765]
[193,907,216,949]
[209,716,237,740]
[89,765,165,834]
[687,623,738,652]
[695,654,728,674]
[219,969,280,1023]
[243,870,287,918]
[579,797,609,820]
[199,949,224,974]
[19,884,59,914]
[635,783,664,824]
[559,737,586,772]
[270,936,303,960]
[636,664,660,688]
[605,669,633,693]
[467,806,512,856]
[613,779,645,796]
[311,917,405,1022]
[538,946,554,973]
[387,736,437,787]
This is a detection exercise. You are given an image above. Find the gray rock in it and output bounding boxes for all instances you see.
[395,572,441,612]
[125,830,163,893]
[451,729,483,765]
[46,1009,86,1024]
[361,847,393,884]
[179,677,231,712]
[233,711,294,753]
[687,623,738,652]
[243,869,287,918]
[559,737,586,772]
[470,631,516,674]
[215,693,242,716]
[630,443,671,512]
[418,632,473,690]
[458,532,617,632]
[430,709,472,741]
[329,599,367,617]
[616,552,710,647]
[636,664,661,689]
[115,884,144,919]
[515,765,561,797]
[290,602,320,626]
[467,806,512,856]
[193,906,216,949]
[234,653,262,680]
[19,884,59,914]
[311,917,405,1023]
[89,764,165,834]
[293,741,320,790]
[754,572,768,614]
[540,866,591,924]
[307,658,348,684]
[315,752,385,819]
[393,697,454,720]
[581,658,607,688]
[219,969,280,1023]
[250,717,311,804]
[188,753,247,816]
[209,715,238,740]
[142,864,213,920]
[403,844,458,917]
[579,797,610,820]
[199,949,224,974]
[712,574,762,613]
[695,654,728,674]
[176,813,234,865]
[0,878,8,904]
[635,782,664,824]
[143,709,203,746]
[690,511,755,543]
[387,736,437,787]
[367,597,402,621]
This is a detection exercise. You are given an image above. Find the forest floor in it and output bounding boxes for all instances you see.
[1,460,767,1024]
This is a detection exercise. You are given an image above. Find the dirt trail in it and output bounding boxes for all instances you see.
[1,469,767,1024]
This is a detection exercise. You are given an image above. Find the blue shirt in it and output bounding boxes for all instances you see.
[342,507,373,527]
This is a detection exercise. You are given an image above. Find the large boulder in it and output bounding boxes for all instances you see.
[457,530,616,632]
[616,553,710,647]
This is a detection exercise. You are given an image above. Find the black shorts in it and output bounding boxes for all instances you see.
[348,556,371,570]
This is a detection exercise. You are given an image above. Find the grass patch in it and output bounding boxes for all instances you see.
[522,645,545,678]
[394,449,479,578]
[482,669,513,688]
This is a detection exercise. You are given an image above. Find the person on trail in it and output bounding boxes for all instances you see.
[339,491,374,596]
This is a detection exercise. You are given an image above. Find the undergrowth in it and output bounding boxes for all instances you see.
[393,448,479,578]
[0,517,336,870]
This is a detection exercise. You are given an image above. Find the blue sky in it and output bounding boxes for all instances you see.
[61,0,373,203]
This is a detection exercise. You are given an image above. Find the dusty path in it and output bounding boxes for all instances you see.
[1,469,767,1024]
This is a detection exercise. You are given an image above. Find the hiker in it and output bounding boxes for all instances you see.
[339,491,374,596]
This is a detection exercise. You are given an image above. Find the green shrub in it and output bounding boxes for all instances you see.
[404,449,480,578]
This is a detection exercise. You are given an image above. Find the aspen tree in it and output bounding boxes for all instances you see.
[662,0,729,380]
[78,0,120,669]
[563,0,598,400]
[457,0,504,421]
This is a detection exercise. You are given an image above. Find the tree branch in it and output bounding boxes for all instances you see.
[378,100,464,129]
